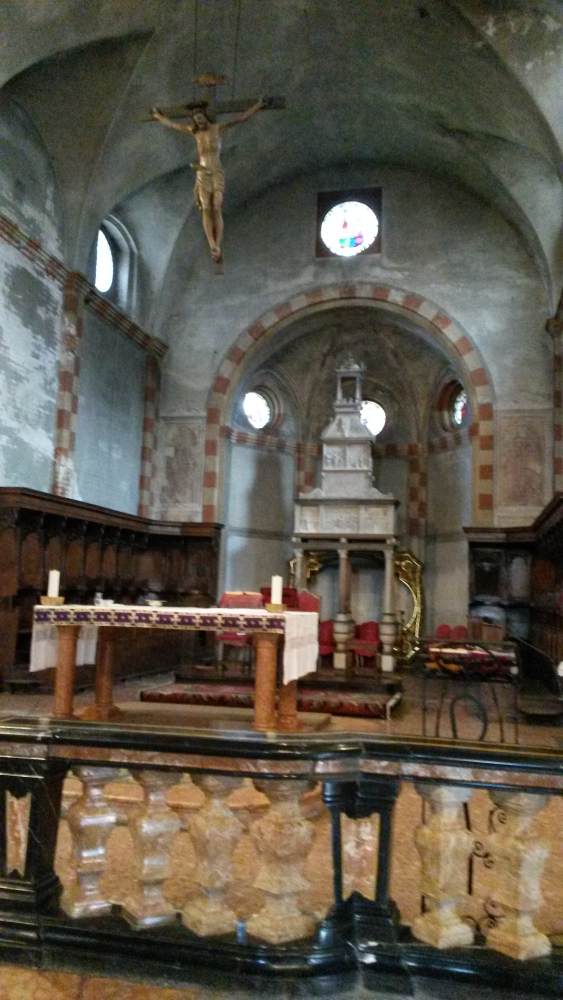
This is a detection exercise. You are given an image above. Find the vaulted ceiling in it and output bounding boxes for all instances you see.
[2,0,562,305]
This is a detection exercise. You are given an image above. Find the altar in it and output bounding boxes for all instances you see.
[293,358,399,671]
[31,604,318,732]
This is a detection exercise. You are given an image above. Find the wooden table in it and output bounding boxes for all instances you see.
[32,605,318,732]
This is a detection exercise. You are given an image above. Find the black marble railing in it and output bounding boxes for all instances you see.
[0,717,562,995]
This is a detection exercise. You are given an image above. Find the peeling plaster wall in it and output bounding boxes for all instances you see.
[73,312,144,513]
[0,101,63,491]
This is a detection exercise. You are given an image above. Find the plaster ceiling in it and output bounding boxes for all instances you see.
[2,0,562,302]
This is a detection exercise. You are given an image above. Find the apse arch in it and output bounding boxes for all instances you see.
[202,283,495,527]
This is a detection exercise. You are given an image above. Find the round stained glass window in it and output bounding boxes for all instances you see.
[94,229,114,293]
[243,391,271,430]
[320,200,379,257]
[360,400,386,437]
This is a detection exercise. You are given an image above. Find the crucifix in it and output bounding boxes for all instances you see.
[148,74,285,267]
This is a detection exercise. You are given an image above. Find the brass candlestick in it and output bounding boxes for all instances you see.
[266,603,286,613]
[40,595,65,606]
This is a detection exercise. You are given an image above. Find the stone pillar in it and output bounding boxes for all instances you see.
[293,547,306,590]
[247,779,316,943]
[62,767,118,919]
[138,353,160,517]
[182,775,244,936]
[380,541,397,673]
[485,790,551,960]
[52,272,84,497]
[412,783,474,949]
[334,539,354,670]
[123,770,181,929]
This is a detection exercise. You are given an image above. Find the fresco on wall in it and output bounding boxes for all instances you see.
[158,419,205,521]
[497,412,549,509]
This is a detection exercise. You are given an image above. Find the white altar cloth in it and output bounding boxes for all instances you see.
[30,605,318,685]
[30,624,98,672]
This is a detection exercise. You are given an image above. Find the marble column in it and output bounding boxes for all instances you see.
[334,539,353,670]
[380,541,398,673]
[293,548,306,590]
[485,790,551,960]
[412,783,475,949]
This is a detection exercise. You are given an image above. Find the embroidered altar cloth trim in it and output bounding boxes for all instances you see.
[30,605,318,684]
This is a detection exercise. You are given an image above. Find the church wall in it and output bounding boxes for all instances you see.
[73,311,145,513]
[425,442,472,632]
[221,442,295,593]
[157,165,551,529]
[0,102,63,492]
[159,166,550,416]
[376,457,409,539]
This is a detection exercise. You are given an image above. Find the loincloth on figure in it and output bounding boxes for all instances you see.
[192,165,225,211]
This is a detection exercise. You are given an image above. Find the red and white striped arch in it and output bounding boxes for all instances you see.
[202,283,495,526]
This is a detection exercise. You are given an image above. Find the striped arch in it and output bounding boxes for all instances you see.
[202,283,495,526]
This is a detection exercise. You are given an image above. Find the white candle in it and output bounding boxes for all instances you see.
[47,569,60,598]
[271,574,283,605]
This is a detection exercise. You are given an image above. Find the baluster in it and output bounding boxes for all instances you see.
[122,769,181,928]
[412,783,474,948]
[485,790,551,960]
[246,779,316,944]
[62,767,118,918]
[182,774,244,936]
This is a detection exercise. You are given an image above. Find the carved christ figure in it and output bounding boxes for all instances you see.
[151,100,264,262]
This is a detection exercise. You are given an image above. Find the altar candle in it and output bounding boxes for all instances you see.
[271,574,283,605]
[47,569,60,598]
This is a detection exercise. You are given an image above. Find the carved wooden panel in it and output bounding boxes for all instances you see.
[66,539,84,585]
[0,528,18,597]
[84,540,102,581]
[20,531,43,589]
[101,545,117,581]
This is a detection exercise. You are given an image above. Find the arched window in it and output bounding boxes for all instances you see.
[94,229,114,293]
[437,379,469,431]
[90,216,137,313]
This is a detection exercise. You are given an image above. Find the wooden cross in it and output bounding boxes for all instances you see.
[143,72,285,123]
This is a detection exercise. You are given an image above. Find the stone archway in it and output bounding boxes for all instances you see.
[202,283,495,526]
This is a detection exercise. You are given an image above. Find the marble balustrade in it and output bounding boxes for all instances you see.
[1,720,563,987]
